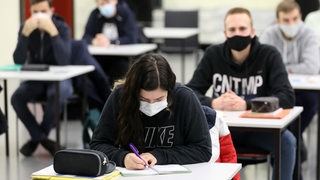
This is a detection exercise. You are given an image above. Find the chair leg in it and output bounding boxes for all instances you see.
[16,115,19,156]
[267,154,271,180]
[63,102,68,147]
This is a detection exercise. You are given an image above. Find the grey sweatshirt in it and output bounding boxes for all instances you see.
[260,23,320,74]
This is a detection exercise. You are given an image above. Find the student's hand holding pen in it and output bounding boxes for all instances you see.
[124,153,147,170]
[124,143,157,170]
[141,152,157,166]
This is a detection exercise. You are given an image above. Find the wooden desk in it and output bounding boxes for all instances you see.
[218,107,303,180]
[289,74,320,180]
[88,43,157,57]
[143,27,199,83]
[0,65,95,156]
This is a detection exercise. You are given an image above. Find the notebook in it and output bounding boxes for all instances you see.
[240,108,291,119]
[0,64,22,71]
[117,164,191,177]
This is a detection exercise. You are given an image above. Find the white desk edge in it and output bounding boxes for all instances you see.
[218,106,303,129]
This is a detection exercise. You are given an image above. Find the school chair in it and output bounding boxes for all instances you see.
[160,9,201,64]
[236,146,271,179]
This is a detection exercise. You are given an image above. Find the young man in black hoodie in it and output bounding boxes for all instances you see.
[187,7,296,180]
[11,0,72,156]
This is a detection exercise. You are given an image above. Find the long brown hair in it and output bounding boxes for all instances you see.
[116,54,176,149]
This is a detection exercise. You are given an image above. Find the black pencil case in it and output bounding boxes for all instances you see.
[53,149,116,177]
[20,64,49,71]
[251,97,279,113]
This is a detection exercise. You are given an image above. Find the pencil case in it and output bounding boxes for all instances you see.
[251,97,279,113]
[20,64,49,71]
[53,149,115,176]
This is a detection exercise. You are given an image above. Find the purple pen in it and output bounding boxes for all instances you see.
[129,143,147,166]
[129,143,160,174]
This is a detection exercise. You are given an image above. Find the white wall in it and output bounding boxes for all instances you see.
[0,0,20,66]
[163,0,281,10]
[73,0,96,40]
[0,0,20,156]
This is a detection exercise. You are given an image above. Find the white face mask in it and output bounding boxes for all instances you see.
[279,20,303,38]
[139,99,168,117]
[32,12,51,19]
[99,3,116,18]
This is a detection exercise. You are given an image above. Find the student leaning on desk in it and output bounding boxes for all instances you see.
[11,0,72,157]
[90,54,212,170]
[186,7,296,180]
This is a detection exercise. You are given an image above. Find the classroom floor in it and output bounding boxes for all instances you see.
[0,53,318,180]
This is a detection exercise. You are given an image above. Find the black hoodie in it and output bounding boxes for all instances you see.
[90,84,212,167]
[13,14,71,65]
[187,36,295,109]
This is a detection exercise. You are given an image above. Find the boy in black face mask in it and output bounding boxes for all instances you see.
[187,7,296,180]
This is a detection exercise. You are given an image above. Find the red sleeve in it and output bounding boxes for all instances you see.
[219,134,240,180]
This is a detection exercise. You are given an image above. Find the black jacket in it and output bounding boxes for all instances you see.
[90,84,212,167]
[13,15,71,65]
[82,1,138,45]
[187,36,295,109]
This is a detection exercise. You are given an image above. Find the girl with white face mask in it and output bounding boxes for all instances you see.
[90,54,212,170]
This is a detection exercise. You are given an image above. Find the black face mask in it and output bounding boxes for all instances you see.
[227,35,252,51]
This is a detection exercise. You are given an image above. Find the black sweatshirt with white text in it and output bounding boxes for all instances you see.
[187,36,295,109]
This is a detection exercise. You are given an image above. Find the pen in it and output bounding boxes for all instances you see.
[129,143,160,173]
[129,143,148,167]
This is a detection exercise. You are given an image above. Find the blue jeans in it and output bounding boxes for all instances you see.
[11,80,73,142]
[290,91,318,133]
[232,130,296,180]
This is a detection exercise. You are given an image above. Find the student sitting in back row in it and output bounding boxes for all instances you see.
[82,0,138,86]
[260,0,320,163]
[11,0,72,156]
[187,7,296,180]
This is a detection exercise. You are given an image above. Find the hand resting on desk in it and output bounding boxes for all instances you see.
[212,90,246,111]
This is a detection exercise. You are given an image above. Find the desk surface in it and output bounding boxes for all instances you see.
[118,163,241,180]
[217,106,303,129]
[32,163,241,180]
[88,43,157,56]
[0,65,94,81]
[143,27,199,39]
[289,74,320,90]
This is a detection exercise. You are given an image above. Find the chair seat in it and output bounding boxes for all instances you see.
[236,146,271,167]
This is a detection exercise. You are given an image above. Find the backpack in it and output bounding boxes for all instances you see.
[82,108,101,149]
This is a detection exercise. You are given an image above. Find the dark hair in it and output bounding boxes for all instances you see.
[116,54,176,149]
[224,7,253,26]
[276,0,301,18]
[31,0,52,7]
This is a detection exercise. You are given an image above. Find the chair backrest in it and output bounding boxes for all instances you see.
[202,105,216,129]
[162,10,199,53]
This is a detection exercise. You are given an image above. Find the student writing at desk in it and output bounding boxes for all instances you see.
[11,0,72,156]
[82,0,138,86]
[90,54,212,169]
[186,7,296,180]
